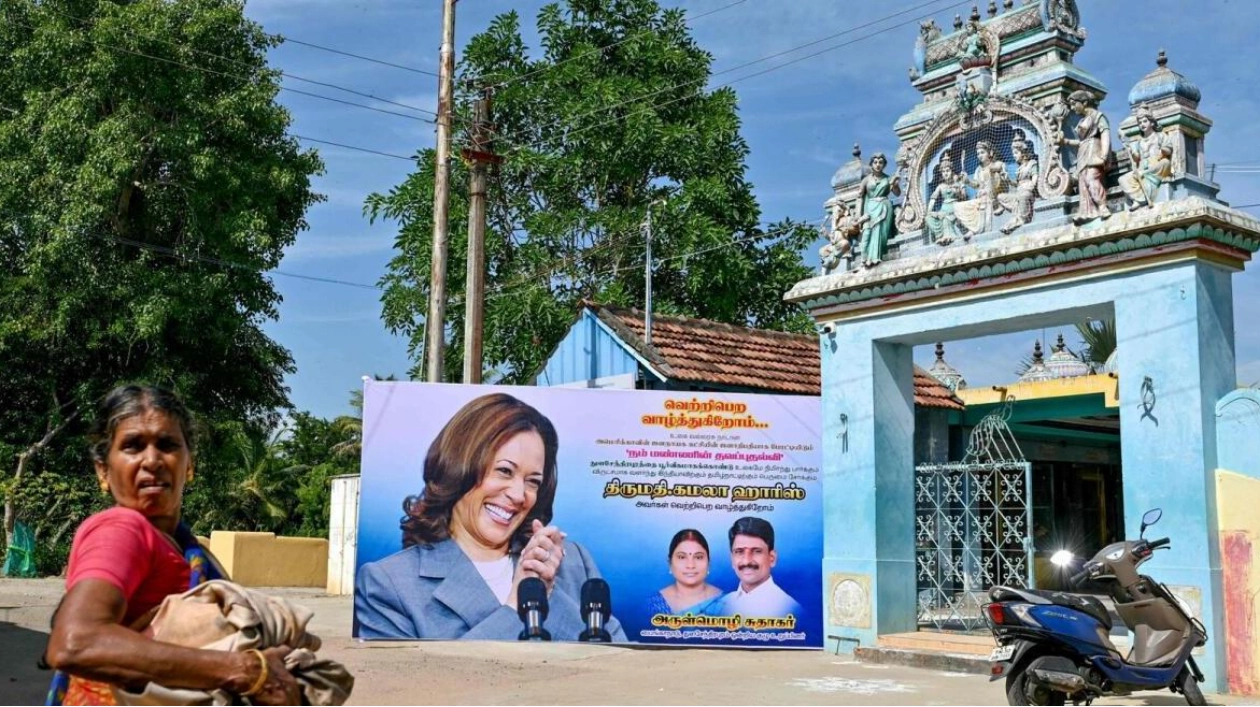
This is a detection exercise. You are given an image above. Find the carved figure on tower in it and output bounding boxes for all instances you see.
[925,151,970,246]
[857,153,900,267]
[954,140,1008,234]
[998,133,1040,234]
[1119,106,1173,212]
[820,198,868,274]
[1064,89,1112,224]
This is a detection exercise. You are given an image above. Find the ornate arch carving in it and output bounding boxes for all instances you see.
[895,94,1073,234]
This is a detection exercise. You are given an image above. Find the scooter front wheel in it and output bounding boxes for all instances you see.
[1177,666,1206,706]
[1005,668,1066,706]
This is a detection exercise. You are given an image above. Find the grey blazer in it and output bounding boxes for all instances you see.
[354,537,627,642]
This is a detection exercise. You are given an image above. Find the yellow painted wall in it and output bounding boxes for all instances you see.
[208,531,328,588]
[956,373,1119,408]
[1216,469,1260,696]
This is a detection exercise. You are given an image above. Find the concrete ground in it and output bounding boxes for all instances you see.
[0,579,1243,706]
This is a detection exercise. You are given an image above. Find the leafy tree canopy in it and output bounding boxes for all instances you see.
[367,0,815,382]
[0,0,323,555]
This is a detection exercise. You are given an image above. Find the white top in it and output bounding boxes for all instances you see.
[723,576,803,618]
[472,556,514,605]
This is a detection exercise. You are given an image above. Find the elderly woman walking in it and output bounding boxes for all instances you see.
[45,384,300,705]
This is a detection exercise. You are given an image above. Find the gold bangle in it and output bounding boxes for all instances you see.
[240,649,269,697]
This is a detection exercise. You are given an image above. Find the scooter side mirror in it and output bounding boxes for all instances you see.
[1140,508,1163,538]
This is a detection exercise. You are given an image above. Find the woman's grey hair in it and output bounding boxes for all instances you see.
[87,384,196,464]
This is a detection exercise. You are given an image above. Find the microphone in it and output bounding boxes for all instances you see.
[517,577,552,641]
[578,578,613,642]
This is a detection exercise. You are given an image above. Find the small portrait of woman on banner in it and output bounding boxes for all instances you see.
[354,393,626,641]
[646,528,726,616]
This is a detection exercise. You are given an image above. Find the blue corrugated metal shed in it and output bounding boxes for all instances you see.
[532,305,658,389]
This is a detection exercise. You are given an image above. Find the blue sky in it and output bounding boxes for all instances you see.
[241,0,1260,419]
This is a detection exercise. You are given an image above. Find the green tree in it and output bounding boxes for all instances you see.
[181,412,360,540]
[0,0,323,557]
[367,0,815,382]
[277,411,361,537]
[1075,318,1117,370]
[329,374,396,461]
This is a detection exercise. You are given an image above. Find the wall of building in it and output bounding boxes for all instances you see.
[327,475,360,596]
[1215,390,1260,695]
[533,309,642,388]
[816,258,1236,690]
[209,531,328,588]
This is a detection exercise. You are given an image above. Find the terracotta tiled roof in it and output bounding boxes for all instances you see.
[912,368,966,411]
[585,303,964,410]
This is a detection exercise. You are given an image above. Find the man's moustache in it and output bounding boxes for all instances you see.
[738,563,760,571]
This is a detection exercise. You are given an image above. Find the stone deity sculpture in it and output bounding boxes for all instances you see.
[820,198,868,274]
[925,154,970,246]
[857,153,900,267]
[955,140,1008,234]
[1064,89,1112,224]
[998,136,1039,234]
[1119,107,1173,211]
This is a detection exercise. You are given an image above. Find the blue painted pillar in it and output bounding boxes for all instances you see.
[820,329,917,648]
[1114,261,1234,691]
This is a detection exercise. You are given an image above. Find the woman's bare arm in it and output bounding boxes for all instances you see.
[47,579,298,703]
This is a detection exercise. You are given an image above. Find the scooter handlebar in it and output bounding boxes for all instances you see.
[1148,537,1170,549]
[1069,568,1092,586]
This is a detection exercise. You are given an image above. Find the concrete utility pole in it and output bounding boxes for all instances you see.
[643,199,666,346]
[643,205,654,346]
[462,88,500,384]
[424,0,457,382]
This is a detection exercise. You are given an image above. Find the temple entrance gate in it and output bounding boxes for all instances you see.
[915,401,1032,631]
[787,0,1260,691]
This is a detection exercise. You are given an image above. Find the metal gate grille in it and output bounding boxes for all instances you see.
[915,399,1032,631]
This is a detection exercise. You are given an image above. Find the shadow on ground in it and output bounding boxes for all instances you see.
[1,621,52,704]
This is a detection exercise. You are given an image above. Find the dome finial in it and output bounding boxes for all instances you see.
[1055,333,1066,352]
[852,143,862,159]
[1032,340,1044,364]
[970,5,981,23]
[1156,48,1168,68]
[935,342,945,362]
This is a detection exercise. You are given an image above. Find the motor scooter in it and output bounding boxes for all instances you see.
[984,508,1208,705]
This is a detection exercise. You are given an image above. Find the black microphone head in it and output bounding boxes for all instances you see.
[518,577,549,621]
[580,578,611,620]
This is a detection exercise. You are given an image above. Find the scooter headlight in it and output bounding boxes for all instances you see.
[1050,550,1075,567]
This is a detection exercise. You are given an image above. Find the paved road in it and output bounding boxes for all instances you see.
[0,579,1239,705]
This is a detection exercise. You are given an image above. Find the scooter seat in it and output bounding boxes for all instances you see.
[990,586,1113,630]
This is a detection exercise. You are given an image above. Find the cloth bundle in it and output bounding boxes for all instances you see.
[115,580,353,706]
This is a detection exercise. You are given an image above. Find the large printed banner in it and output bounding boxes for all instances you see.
[354,381,822,648]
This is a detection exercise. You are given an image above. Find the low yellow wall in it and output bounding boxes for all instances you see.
[208,531,328,588]
[1216,469,1260,696]
[957,373,1120,408]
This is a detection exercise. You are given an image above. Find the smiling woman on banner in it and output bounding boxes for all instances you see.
[44,385,300,705]
[354,392,626,641]
[646,529,726,616]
